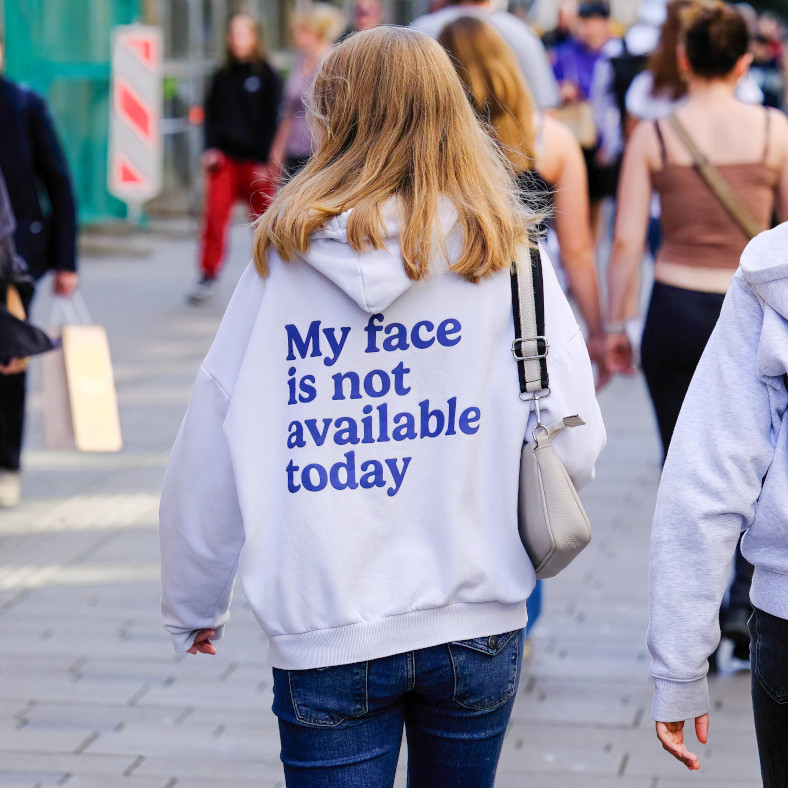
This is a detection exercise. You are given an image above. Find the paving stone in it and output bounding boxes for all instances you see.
[60,779,173,788]
[0,753,137,776]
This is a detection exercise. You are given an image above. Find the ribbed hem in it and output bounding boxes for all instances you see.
[750,567,788,621]
[652,676,709,723]
[266,600,529,670]
[170,624,226,653]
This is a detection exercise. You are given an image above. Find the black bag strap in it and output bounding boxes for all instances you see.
[510,244,549,396]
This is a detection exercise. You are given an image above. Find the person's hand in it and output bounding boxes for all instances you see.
[187,629,217,655]
[202,149,223,173]
[53,271,79,297]
[0,357,29,375]
[656,714,708,771]
[587,334,611,390]
[559,81,581,103]
[606,332,635,376]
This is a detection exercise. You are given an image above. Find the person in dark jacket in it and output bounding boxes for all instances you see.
[0,38,79,507]
[188,13,282,305]
[0,169,54,381]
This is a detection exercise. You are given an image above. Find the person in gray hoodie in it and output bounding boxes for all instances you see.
[648,223,788,784]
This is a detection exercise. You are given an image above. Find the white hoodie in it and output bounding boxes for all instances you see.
[159,203,606,670]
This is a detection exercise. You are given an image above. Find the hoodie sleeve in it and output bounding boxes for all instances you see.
[159,264,266,653]
[649,274,776,722]
[528,248,607,490]
[159,366,245,652]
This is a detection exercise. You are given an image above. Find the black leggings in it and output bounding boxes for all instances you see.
[640,282,725,458]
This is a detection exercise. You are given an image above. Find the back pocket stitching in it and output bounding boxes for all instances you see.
[449,632,520,711]
[287,664,369,728]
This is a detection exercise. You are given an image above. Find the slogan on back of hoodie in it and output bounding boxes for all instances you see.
[285,313,481,497]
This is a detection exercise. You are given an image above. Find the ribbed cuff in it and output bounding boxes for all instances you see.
[652,676,709,722]
[170,624,226,653]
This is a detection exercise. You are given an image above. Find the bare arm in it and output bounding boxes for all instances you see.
[606,122,655,373]
[773,110,788,222]
[543,120,608,386]
[548,121,603,337]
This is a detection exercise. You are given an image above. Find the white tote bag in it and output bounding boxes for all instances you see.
[41,294,123,452]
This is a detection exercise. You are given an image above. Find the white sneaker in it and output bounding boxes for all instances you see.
[187,278,217,305]
[0,470,21,508]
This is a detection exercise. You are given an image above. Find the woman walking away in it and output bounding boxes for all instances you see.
[438,15,609,388]
[607,1,788,448]
[607,1,788,665]
[188,13,282,305]
[648,224,788,785]
[160,27,605,787]
[269,3,344,180]
[625,0,762,130]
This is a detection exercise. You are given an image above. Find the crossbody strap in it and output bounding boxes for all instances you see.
[511,244,549,396]
[667,114,762,241]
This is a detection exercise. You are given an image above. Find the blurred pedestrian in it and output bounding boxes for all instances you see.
[338,0,383,40]
[269,4,345,181]
[552,2,621,235]
[411,0,561,110]
[750,32,785,109]
[607,2,788,663]
[625,0,763,260]
[438,15,608,387]
[540,0,579,51]
[188,13,282,306]
[0,169,55,386]
[626,0,763,129]
[647,224,788,783]
[160,27,605,785]
[0,36,78,507]
[552,1,612,106]
[606,1,788,452]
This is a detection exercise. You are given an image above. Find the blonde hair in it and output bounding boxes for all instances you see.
[292,2,346,44]
[438,17,537,174]
[255,26,534,283]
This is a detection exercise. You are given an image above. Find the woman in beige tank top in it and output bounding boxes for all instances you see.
[607,2,788,455]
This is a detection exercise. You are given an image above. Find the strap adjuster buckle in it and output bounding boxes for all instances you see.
[511,336,549,361]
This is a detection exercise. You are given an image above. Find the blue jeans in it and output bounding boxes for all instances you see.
[272,628,525,787]
[750,607,788,787]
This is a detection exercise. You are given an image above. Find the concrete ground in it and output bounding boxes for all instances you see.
[0,223,762,786]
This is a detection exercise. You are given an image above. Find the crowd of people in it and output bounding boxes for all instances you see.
[3,0,788,785]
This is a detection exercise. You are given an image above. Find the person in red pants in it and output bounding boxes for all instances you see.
[188,13,282,305]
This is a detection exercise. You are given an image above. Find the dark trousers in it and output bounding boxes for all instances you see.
[750,608,788,787]
[0,367,25,470]
[640,281,725,457]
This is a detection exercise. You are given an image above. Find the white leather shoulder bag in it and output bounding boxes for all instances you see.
[512,244,592,579]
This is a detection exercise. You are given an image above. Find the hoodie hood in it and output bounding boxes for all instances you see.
[299,199,461,314]
[740,224,788,320]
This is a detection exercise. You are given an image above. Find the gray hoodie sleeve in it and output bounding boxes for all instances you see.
[649,274,776,722]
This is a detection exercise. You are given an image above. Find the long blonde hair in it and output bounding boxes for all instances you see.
[438,16,537,174]
[254,26,534,283]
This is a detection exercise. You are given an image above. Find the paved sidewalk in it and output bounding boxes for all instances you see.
[0,224,761,786]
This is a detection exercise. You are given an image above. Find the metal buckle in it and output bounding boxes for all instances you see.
[511,336,549,361]
[519,387,551,402]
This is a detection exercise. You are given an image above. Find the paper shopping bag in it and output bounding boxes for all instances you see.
[41,323,122,452]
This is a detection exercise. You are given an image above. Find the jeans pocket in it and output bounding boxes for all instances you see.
[448,629,522,711]
[284,661,369,727]
[752,608,788,705]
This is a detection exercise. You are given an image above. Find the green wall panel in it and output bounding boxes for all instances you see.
[3,0,142,223]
